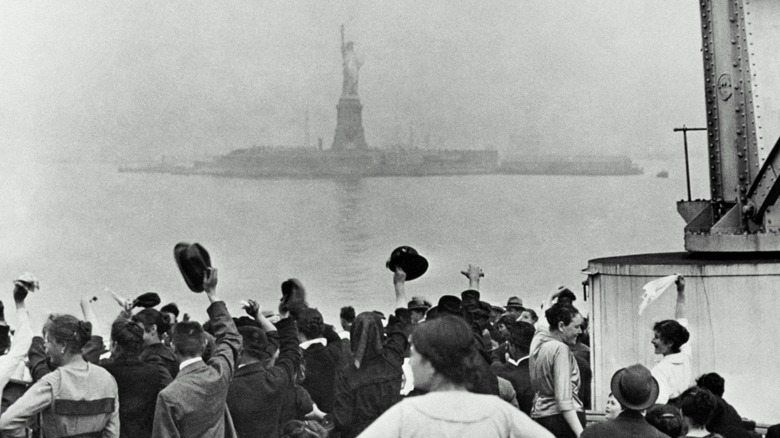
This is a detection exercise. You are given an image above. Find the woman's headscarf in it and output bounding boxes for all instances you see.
[350,312,384,368]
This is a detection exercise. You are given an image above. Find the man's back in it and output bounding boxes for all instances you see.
[581,411,670,438]
[152,301,241,438]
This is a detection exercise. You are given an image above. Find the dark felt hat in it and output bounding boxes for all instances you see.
[160,303,180,317]
[506,296,524,310]
[408,296,432,311]
[132,292,161,309]
[611,363,660,410]
[437,295,462,316]
[174,242,212,293]
[386,246,429,281]
[461,289,481,304]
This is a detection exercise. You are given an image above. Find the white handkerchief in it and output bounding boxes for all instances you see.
[638,274,678,315]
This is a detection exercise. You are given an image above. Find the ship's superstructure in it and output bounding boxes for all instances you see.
[586,1,780,425]
[677,0,780,252]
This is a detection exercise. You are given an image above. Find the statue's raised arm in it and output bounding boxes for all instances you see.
[340,24,346,55]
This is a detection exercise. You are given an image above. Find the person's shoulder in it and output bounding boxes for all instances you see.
[581,419,622,437]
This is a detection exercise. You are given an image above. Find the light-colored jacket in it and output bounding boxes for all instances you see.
[358,391,554,438]
[529,328,582,418]
[0,361,119,438]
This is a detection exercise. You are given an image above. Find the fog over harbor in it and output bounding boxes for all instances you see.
[7,0,770,423]
[1,1,707,163]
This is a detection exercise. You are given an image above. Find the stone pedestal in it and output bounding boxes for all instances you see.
[332,97,368,150]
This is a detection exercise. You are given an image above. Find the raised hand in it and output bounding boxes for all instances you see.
[242,299,260,319]
[393,266,407,284]
[107,288,133,313]
[460,264,484,281]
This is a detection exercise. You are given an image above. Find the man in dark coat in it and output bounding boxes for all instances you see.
[491,320,535,415]
[581,364,670,438]
[227,305,303,438]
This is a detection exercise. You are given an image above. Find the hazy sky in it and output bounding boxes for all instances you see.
[0,1,707,162]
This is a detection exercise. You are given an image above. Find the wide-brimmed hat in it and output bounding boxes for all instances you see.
[611,363,660,410]
[132,292,161,309]
[506,296,524,310]
[408,296,432,311]
[386,246,428,281]
[174,242,212,293]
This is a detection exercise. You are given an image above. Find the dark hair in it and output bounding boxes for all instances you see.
[412,315,480,388]
[340,306,356,323]
[679,386,717,427]
[296,308,324,340]
[509,321,536,350]
[43,315,92,353]
[556,288,577,303]
[696,372,725,398]
[133,308,170,337]
[646,404,684,437]
[171,321,206,358]
[652,319,690,353]
[160,303,180,318]
[111,319,145,356]
[497,314,516,329]
[521,308,538,323]
[238,326,274,362]
[545,303,580,331]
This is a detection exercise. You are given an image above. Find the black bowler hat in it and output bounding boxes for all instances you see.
[174,242,212,293]
[461,289,481,304]
[437,295,462,316]
[611,363,660,410]
[386,246,429,281]
[132,292,161,309]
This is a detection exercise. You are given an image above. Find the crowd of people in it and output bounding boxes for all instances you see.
[0,244,775,438]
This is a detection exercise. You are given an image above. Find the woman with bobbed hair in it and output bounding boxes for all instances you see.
[0,314,119,437]
[679,386,721,438]
[651,275,692,404]
[359,315,553,438]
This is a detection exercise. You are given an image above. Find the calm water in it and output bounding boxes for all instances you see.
[2,160,690,326]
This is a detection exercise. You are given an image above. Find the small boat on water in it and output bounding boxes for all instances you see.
[656,170,668,178]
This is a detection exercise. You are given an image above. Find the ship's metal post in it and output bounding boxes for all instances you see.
[674,126,706,202]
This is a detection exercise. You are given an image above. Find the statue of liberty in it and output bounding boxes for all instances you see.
[340,25,362,98]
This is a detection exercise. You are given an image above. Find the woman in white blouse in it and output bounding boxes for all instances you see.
[650,275,692,404]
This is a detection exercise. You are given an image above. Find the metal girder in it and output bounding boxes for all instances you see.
[680,0,780,252]
[746,136,780,221]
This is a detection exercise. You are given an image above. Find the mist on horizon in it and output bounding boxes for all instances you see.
[0,2,707,164]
